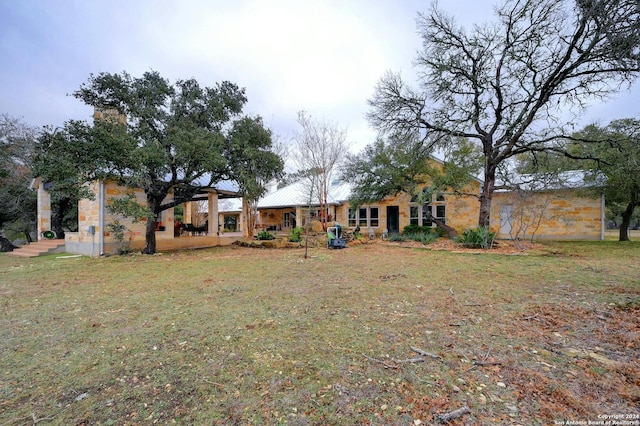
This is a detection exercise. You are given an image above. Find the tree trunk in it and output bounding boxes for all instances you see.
[425,211,457,238]
[142,216,157,254]
[478,171,496,229]
[142,195,162,254]
[619,201,636,242]
[243,198,255,239]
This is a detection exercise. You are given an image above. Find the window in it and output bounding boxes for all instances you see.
[284,212,290,228]
[422,204,433,226]
[409,192,447,227]
[410,206,419,225]
[370,207,379,227]
[349,206,380,228]
[348,208,357,227]
[359,208,368,227]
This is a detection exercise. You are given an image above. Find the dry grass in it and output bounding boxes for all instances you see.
[1,239,638,425]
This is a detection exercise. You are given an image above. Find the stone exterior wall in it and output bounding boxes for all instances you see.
[102,181,175,244]
[63,179,181,256]
[257,178,603,241]
[492,190,603,240]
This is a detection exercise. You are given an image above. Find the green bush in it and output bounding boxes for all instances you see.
[404,224,448,238]
[406,232,438,245]
[456,227,496,249]
[106,219,131,255]
[388,234,407,242]
[257,230,275,240]
[289,227,303,242]
[403,225,431,234]
[433,226,447,238]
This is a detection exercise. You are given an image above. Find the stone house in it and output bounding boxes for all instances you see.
[252,167,605,241]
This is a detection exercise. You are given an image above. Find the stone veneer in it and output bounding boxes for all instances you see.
[258,177,603,241]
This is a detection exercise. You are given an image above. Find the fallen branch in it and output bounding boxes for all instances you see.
[434,406,471,423]
[472,361,502,367]
[362,353,399,369]
[410,346,441,359]
[392,357,426,364]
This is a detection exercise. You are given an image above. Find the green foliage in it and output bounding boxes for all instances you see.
[343,134,481,209]
[257,230,275,240]
[405,232,438,245]
[289,227,303,243]
[105,194,151,255]
[106,194,152,222]
[457,227,497,249]
[226,116,284,201]
[387,233,407,242]
[402,225,429,235]
[106,219,131,255]
[403,225,447,238]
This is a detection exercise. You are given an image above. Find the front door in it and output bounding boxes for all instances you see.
[387,206,400,234]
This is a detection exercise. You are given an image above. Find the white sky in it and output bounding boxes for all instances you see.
[1,0,638,155]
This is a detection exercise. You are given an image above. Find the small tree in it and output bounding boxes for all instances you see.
[225,116,284,239]
[573,120,640,241]
[293,111,347,231]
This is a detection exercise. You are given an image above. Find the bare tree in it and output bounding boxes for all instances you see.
[293,111,348,230]
[368,0,640,229]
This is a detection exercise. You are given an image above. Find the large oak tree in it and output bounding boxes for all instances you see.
[35,71,282,254]
[368,0,640,228]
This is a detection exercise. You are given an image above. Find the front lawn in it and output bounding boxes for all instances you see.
[1,240,638,425]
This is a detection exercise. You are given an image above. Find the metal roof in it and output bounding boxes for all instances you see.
[257,180,352,209]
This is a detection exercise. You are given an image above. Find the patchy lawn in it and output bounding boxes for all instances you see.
[1,240,638,425]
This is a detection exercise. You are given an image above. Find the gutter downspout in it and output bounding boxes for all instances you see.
[100,180,105,255]
[601,193,605,241]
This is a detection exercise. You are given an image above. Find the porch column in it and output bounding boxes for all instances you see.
[184,202,193,224]
[37,183,51,240]
[208,192,218,235]
[295,206,303,228]
[238,204,245,234]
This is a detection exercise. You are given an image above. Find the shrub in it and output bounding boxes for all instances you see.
[106,219,131,255]
[388,234,407,242]
[406,232,438,245]
[433,226,448,238]
[289,227,303,242]
[404,224,448,238]
[457,227,496,249]
[257,230,275,240]
[403,225,431,234]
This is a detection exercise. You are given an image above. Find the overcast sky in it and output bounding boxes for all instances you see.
[1,0,639,155]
